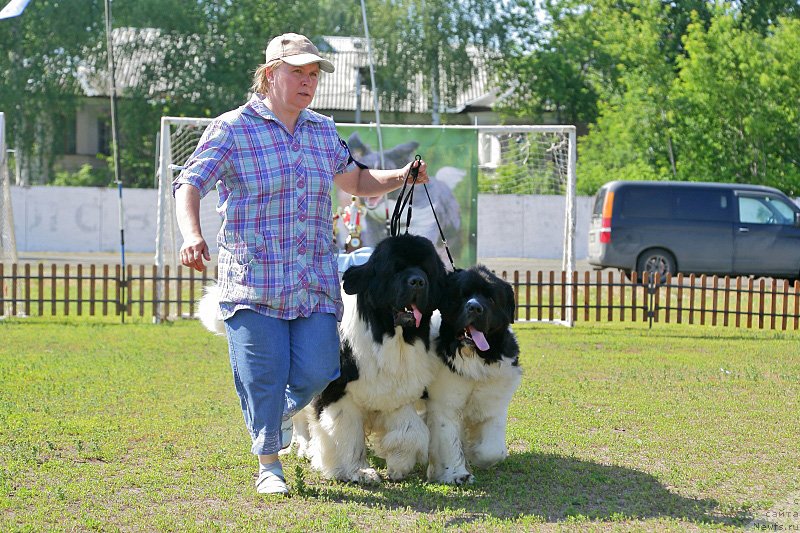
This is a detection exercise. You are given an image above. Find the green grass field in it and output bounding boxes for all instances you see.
[1,317,799,531]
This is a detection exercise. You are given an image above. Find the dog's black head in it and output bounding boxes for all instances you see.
[436,265,519,367]
[342,234,447,345]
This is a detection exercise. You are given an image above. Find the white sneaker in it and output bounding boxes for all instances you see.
[255,469,288,495]
[280,417,293,450]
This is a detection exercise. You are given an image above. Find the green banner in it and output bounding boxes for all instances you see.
[334,124,478,267]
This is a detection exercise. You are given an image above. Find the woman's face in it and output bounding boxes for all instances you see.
[267,62,320,114]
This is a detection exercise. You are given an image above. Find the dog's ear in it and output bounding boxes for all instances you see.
[500,281,517,324]
[342,261,374,295]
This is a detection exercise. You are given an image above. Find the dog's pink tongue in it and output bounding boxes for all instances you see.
[412,304,422,328]
[468,325,490,351]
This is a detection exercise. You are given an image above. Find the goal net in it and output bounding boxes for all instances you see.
[155,116,213,320]
[477,125,577,326]
[0,112,18,265]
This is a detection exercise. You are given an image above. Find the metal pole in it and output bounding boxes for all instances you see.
[359,0,385,170]
[563,126,577,327]
[359,0,392,235]
[154,118,173,323]
[104,0,125,322]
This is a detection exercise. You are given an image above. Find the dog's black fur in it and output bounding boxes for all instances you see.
[425,265,522,484]
[299,234,448,482]
[344,233,444,345]
[435,265,519,371]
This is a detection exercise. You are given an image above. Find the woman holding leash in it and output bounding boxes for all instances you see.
[173,33,428,495]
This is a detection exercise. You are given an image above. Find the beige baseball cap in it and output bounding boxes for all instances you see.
[264,33,335,73]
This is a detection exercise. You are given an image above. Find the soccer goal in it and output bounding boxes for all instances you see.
[155,119,577,325]
[154,116,213,320]
[477,125,577,326]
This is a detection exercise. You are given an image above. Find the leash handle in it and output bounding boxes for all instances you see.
[389,155,421,237]
[388,155,456,269]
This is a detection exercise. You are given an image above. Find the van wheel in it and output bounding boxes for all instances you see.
[636,248,676,282]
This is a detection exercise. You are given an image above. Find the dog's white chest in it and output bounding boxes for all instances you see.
[347,326,435,411]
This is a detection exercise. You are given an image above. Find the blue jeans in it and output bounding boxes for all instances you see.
[224,310,341,455]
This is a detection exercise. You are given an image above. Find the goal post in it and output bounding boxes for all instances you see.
[0,112,18,265]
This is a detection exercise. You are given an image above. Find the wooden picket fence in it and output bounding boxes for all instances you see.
[2,263,800,330]
[503,270,800,330]
[0,263,218,321]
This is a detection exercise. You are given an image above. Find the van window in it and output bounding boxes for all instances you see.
[674,190,731,221]
[592,189,607,217]
[620,188,671,218]
[738,195,796,225]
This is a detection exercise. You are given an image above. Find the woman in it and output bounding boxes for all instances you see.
[173,33,428,495]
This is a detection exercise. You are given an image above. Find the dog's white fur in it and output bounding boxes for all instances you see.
[295,289,436,482]
[197,284,226,335]
[425,311,522,484]
[197,281,435,483]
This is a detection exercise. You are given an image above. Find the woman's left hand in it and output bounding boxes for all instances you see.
[400,158,429,185]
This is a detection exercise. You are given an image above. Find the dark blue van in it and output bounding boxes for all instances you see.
[588,181,800,280]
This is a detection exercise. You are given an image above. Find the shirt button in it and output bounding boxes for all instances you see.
[298,245,306,255]
[292,143,300,151]
[297,179,306,188]
[298,212,307,222]
[303,279,310,288]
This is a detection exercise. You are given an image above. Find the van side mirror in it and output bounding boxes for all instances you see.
[795,212,800,227]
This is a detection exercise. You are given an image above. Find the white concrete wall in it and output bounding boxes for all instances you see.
[477,194,594,259]
[9,186,593,259]
[10,186,222,254]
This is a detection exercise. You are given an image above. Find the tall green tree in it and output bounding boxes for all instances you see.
[573,0,687,193]
[363,0,512,124]
[737,0,800,32]
[671,13,800,193]
[0,0,106,184]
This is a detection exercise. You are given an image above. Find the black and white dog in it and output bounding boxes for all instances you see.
[425,265,521,484]
[294,234,448,482]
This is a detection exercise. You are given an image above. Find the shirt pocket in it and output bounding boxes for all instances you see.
[313,231,340,296]
[222,230,284,304]
[246,230,284,302]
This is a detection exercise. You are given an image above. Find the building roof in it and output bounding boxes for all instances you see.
[76,27,208,99]
[77,30,497,115]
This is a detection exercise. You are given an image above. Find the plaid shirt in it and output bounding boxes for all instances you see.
[173,94,356,321]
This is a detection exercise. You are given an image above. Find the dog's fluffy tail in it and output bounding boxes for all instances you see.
[197,284,226,335]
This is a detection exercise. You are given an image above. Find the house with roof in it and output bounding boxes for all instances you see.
[52,30,517,176]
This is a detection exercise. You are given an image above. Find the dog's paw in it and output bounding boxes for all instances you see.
[454,472,475,485]
[357,467,382,485]
[386,466,412,481]
[468,448,507,469]
[335,467,381,485]
[427,468,474,485]
[277,446,293,457]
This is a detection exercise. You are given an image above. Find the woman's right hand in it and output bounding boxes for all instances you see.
[180,235,211,272]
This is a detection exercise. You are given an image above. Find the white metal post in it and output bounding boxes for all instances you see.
[154,117,173,322]
[563,126,578,326]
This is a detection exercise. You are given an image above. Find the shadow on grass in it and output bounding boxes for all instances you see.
[310,452,751,528]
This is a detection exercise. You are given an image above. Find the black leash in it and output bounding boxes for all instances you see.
[389,155,456,270]
[390,155,420,238]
